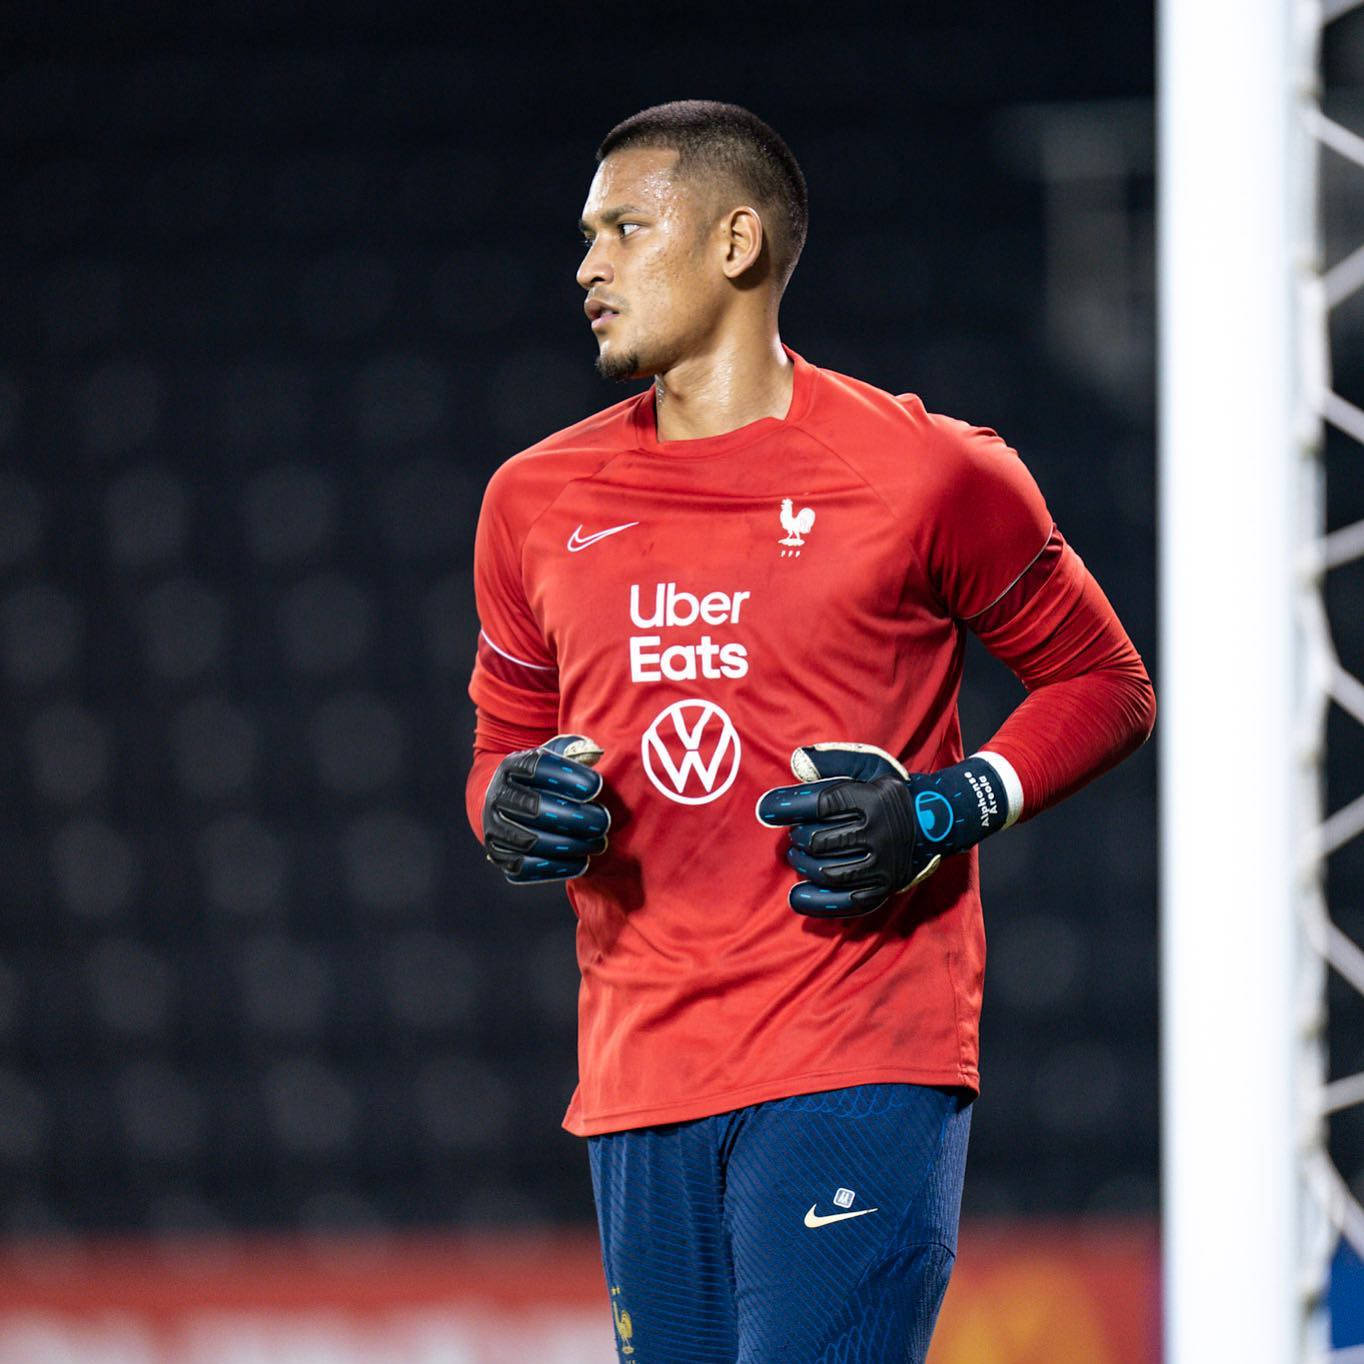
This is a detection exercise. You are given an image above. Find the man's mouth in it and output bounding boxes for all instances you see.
[585,298,622,330]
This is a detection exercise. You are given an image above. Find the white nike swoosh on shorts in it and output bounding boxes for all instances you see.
[803,1204,879,1228]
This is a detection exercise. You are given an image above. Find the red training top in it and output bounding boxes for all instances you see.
[466,348,1154,1137]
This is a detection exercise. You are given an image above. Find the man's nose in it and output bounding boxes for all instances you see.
[576,240,612,290]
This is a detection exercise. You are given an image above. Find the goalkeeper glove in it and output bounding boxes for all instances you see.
[482,734,610,884]
[755,743,1015,917]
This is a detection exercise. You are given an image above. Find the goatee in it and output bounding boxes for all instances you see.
[596,348,644,383]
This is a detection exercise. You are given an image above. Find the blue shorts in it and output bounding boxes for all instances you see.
[587,1082,972,1363]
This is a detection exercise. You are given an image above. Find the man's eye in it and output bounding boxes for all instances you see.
[579,223,639,247]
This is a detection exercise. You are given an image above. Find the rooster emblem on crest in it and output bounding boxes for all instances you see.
[778,498,816,557]
[611,1287,635,1356]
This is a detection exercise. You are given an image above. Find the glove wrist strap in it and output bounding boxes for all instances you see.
[907,754,1016,857]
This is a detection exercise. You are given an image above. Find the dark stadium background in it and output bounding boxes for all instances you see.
[0,0,1359,1263]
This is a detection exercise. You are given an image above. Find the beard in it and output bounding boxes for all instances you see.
[595,346,646,383]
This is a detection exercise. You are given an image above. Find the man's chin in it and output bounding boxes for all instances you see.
[595,346,648,383]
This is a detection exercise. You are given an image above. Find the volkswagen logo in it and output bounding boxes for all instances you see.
[641,699,742,805]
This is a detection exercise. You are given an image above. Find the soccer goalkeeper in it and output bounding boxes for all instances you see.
[466,100,1155,1363]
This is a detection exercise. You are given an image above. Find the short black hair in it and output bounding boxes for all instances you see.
[597,100,808,290]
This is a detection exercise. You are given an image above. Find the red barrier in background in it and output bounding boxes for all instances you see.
[931,1220,1160,1363]
[0,1219,1158,1361]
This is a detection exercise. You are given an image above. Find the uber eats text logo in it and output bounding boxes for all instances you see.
[628,582,750,683]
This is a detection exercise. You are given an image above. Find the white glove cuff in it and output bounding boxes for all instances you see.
[972,750,1024,829]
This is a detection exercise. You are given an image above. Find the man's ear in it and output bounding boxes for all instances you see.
[720,205,766,281]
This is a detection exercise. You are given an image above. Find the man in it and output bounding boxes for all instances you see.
[465,100,1154,1362]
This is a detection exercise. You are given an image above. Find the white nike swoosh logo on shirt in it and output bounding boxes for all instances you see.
[566,522,639,552]
[803,1204,879,1228]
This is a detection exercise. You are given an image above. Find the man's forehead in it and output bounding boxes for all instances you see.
[580,145,683,219]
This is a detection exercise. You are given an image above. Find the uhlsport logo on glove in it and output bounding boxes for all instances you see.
[641,698,741,805]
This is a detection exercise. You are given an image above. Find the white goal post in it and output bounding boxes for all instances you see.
[1160,0,1364,1360]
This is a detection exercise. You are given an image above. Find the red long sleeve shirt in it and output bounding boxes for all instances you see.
[466,349,1154,1136]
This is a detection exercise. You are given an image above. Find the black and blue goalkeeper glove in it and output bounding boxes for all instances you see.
[482,734,610,884]
[756,743,1014,917]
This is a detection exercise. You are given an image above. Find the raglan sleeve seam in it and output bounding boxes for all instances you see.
[793,421,940,612]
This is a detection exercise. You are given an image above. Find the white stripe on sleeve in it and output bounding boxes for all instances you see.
[479,629,555,671]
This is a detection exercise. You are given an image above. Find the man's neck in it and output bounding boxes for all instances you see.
[652,334,794,443]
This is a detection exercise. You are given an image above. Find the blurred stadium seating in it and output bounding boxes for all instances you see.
[1,4,1361,1355]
